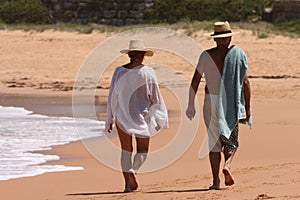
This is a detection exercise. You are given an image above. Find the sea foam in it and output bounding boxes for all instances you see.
[0,106,104,180]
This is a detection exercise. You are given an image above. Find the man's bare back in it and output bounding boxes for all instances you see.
[204,37,232,94]
[207,47,228,74]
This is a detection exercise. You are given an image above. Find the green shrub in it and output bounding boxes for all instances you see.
[0,0,51,24]
[274,19,300,35]
[257,32,269,38]
[144,0,190,23]
[145,0,262,24]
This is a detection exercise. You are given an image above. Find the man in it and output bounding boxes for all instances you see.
[186,21,251,189]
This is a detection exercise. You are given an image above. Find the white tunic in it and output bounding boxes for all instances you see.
[105,65,168,136]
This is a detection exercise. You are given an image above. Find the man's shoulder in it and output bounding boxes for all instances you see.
[199,48,217,61]
[204,47,219,57]
[200,48,216,57]
[206,47,217,52]
[203,47,217,54]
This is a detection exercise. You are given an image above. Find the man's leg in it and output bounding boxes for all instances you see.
[209,152,221,189]
[203,94,221,189]
[221,124,239,186]
[208,128,222,189]
[223,151,235,186]
[207,124,222,189]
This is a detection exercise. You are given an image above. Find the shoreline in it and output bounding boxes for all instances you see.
[0,91,108,182]
[0,89,109,117]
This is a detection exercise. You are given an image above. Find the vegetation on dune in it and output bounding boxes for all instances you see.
[0,0,51,24]
[144,0,261,23]
[0,0,298,37]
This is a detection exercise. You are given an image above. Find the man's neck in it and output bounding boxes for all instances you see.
[216,45,229,50]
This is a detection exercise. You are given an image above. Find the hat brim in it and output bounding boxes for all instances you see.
[120,49,154,57]
[203,31,240,38]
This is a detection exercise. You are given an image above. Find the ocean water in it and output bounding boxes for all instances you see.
[0,105,104,181]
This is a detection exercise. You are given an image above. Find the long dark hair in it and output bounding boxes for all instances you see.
[128,51,145,63]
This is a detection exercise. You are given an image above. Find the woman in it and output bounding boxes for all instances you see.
[105,39,168,192]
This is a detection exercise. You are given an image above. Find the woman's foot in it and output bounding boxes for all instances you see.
[128,169,138,191]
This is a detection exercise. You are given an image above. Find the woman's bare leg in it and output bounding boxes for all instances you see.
[132,135,150,172]
[116,124,136,192]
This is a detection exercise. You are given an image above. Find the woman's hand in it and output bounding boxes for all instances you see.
[106,123,113,133]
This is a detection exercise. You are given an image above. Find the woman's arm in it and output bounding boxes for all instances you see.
[105,69,118,133]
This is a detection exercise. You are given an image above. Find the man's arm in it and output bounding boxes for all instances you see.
[242,73,251,122]
[186,69,202,120]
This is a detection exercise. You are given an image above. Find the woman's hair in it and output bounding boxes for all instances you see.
[128,51,145,63]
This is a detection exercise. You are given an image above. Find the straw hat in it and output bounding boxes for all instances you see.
[205,21,239,38]
[120,39,154,57]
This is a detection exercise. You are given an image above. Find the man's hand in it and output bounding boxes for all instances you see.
[186,105,196,120]
[240,110,251,123]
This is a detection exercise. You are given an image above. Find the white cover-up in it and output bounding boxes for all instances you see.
[105,65,168,136]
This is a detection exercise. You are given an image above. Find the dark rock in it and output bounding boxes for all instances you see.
[42,0,155,26]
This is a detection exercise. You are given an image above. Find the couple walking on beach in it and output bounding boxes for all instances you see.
[105,21,251,192]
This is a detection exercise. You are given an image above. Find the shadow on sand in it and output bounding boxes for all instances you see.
[145,188,211,194]
[66,188,216,196]
[66,191,126,196]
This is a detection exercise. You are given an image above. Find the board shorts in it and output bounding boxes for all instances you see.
[203,94,239,153]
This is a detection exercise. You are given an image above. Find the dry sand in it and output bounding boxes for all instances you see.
[0,28,299,200]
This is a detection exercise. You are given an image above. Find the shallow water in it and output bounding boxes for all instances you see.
[0,105,104,181]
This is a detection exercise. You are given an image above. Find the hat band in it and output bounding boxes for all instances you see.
[212,30,232,36]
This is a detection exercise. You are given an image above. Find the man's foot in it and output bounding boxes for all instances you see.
[209,178,220,190]
[209,185,220,190]
[123,187,133,193]
[222,167,235,186]
[128,170,138,191]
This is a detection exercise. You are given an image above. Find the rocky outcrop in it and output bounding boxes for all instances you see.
[272,0,300,20]
[41,0,155,26]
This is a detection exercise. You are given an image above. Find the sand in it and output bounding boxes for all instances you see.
[0,28,299,200]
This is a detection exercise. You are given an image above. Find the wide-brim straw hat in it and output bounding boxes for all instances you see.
[204,21,240,38]
[120,39,154,57]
